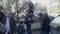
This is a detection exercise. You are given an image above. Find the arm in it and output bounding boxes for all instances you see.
[12,18,16,34]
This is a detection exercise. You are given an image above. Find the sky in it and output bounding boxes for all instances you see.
[31,0,50,6]
[31,0,58,6]
[31,0,59,17]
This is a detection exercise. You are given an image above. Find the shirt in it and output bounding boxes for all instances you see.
[5,17,10,34]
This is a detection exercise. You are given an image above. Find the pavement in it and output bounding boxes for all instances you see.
[32,30,40,34]
[25,29,41,34]
[24,22,41,34]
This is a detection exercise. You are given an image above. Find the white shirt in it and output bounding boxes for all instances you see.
[5,17,10,34]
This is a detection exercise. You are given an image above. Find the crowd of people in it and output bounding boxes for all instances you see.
[0,1,54,34]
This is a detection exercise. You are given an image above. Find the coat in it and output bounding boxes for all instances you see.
[0,11,5,34]
[0,16,16,34]
[24,17,33,24]
[42,16,51,32]
[0,11,5,21]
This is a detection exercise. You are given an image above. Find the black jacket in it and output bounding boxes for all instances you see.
[0,16,16,34]
[0,11,5,34]
[0,11,5,21]
[42,16,51,32]
[24,17,33,24]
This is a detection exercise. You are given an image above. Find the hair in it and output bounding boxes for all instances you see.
[38,13,43,16]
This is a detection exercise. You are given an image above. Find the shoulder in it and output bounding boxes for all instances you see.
[10,17,15,21]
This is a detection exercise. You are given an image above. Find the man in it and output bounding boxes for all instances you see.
[0,5,5,22]
[1,11,16,34]
[38,13,44,34]
[38,13,44,27]
[17,15,25,34]
[42,13,51,34]
[25,14,32,34]
[25,2,34,34]
[0,11,5,34]
[25,11,34,34]
[0,6,6,34]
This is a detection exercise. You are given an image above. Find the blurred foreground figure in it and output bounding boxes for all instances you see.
[38,13,44,34]
[42,13,51,34]
[25,14,33,34]
[0,12,5,34]
[25,2,34,34]
[0,6,6,34]
[0,22,5,34]
[1,11,16,34]
[0,5,5,22]
[38,13,44,28]
[17,15,25,34]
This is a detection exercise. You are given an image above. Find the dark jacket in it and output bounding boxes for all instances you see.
[0,16,16,34]
[0,11,5,21]
[17,21,25,34]
[25,17,33,24]
[42,16,51,32]
[0,11,5,34]
[17,25,24,34]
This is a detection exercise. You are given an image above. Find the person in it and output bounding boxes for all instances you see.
[28,1,34,15]
[25,2,34,34]
[0,11,4,20]
[38,13,44,34]
[17,15,25,34]
[0,11,5,34]
[0,6,6,34]
[42,13,51,34]
[0,5,5,22]
[1,11,16,34]
[38,13,44,27]
[25,13,34,34]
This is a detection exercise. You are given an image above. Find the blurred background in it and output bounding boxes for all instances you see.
[0,0,60,34]
[0,0,60,17]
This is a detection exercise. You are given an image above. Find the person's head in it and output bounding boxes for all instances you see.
[26,13,29,17]
[3,11,12,17]
[26,10,29,16]
[43,13,48,17]
[21,15,25,19]
[29,1,33,8]
[38,13,43,17]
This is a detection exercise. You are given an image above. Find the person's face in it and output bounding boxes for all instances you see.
[5,13,11,17]
[39,14,43,18]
